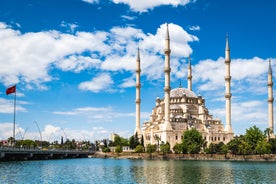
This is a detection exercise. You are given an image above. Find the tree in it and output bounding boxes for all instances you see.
[244,125,265,154]
[173,143,183,154]
[160,142,170,154]
[255,140,271,156]
[146,144,157,157]
[135,145,144,153]
[129,132,140,149]
[227,137,242,155]
[115,145,122,155]
[140,135,144,147]
[102,147,111,153]
[269,138,276,154]
[154,135,161,151]
[239,139,252,155]
[264,128,272,140]
[182,128,204,154]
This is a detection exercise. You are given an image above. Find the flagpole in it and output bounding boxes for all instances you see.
[13,85,16,145]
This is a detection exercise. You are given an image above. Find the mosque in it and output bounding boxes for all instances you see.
[134,24,274,149]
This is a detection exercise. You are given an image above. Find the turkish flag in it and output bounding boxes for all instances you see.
[6,85,16,95]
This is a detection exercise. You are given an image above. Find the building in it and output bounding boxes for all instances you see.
[135,24,237,150]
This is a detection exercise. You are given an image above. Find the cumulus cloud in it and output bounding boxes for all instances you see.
[193,57,273,94]
[112,0,193,12]
[78,73,114,93]
[0,98,28,113]
[0,22,197,92]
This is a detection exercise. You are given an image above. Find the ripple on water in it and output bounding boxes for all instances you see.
[0,159,276,184]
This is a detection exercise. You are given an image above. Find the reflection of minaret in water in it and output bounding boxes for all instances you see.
[135,47,141,134]
[268,59,274,138]
[164,24,172,130]
[187,55,192,91]
[225,34,232,133]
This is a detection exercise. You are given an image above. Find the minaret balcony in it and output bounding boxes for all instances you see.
[224,60,231,64]
[136,84,141,88]
[164,86,171,92]
[268,97,274,103]
[136,99,141,103]
[164,67,171,73]
[224,76,231,81]
[164,49,171,54]
[136,69,141,73]
[268,82,273,86]
[225,93,232,98]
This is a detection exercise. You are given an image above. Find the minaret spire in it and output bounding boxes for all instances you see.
[225,34,232,133]
[164,24,172,131]
[187,55,192,91]
[135,47,141,134]
[268,59,274,138]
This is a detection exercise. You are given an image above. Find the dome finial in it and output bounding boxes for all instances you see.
[179,80,182,88]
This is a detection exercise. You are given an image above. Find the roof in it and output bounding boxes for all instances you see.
[170,87,197,98]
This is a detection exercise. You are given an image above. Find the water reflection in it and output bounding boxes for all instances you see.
[0,158,276,183]
[131,160,275,184]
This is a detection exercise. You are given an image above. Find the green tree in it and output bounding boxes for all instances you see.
[129,132,140,149]
[115,145,122,155]
[154,135,161,151]
[227,137,242,155]
[160,142,170,154]
[173,143,183,154]
[205,143,216,154]
[146,144,157,157]
[255,140,271,156]
[269,138,276,153]
[135,145,144,153]
[239,139,252,155]
[221,144,229,157]
[264,128,272,140]
[182,128,204,154]
[140,135,144,147]
[102,147,111,153]
[244,125,265,154]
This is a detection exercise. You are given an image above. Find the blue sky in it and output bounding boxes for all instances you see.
[0,0,275,142]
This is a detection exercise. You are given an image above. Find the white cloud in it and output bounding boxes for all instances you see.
[194,57,273,94]
[119,77,135,88]
[189,25,200,31]
[0,98,28,113]
[121,15,137,20]
[0,22,198,92]
[82,0,99,4]
[78,73,114,93]
[112,0,193,12]
[60,21,79,33]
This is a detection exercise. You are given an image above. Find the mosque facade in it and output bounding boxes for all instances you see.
[134,25,274,150]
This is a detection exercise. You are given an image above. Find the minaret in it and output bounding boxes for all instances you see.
[225,34,232,133]
[268,59,274,138]
[135,47,141,134]
[187,55,192,91]
[164,24,172,130]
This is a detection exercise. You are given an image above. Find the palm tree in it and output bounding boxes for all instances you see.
[154,135,161,152]
[264,128,272,140]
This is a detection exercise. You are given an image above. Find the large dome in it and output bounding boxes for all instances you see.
[170,87,197,98]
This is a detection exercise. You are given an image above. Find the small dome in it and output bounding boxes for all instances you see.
[170,87,197,98]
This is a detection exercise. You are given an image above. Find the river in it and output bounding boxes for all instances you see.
[0,158,275,183]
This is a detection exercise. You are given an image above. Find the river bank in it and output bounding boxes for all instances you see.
[91,151,276,161]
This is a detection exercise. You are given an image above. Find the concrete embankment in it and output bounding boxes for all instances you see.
[91,151,276,162]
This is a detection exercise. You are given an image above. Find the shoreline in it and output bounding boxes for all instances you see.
[91,151,276,162]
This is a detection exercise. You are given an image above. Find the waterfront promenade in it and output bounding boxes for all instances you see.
[0,147,95,161]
